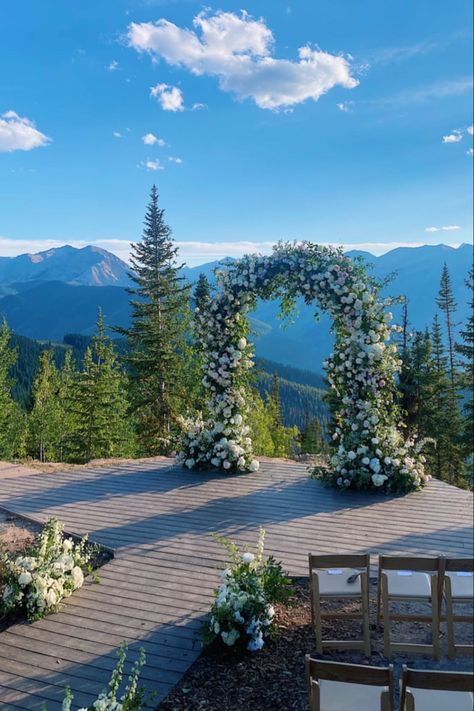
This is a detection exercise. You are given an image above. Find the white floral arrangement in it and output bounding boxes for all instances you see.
[207,528,292,652]
[1,518,91,621]
[57,643,146,711]
[178,242,430,493]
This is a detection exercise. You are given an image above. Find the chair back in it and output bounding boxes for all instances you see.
[308,552,370,574]
[379,555,439,572]
[305,656,394,711]
[444,557,474,573]
[400,666,474,710]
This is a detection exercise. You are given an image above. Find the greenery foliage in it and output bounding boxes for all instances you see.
[207,528,292,651]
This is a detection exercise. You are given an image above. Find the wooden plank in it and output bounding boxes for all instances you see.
[0,458,472,709]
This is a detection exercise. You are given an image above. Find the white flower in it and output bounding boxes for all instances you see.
[71,566,84,589]
[221,628,240,646]
[45,588,57,607]
[18,571,32,586]
[184,458,195,469]
[249,460,260,472]
[223,460,232,470]
[371,473,388,487]
[237,337,247,350]
[369,458,381,473]
[347,451,356,461]
[241,552,255,564]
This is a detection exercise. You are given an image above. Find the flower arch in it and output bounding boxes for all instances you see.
[178,242,429,493]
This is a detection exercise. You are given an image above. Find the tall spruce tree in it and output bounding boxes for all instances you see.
[57,350,77,462]
[455,268,474,485]
[193,273,211,312]
[0,321,25,459]
[117,186,190,453]
[436,263,458,387]
[27,350,62,462]
[72,311,134,461]
[430,315,464,484]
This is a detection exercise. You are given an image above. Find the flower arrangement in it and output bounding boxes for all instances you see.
[1,518,91,621]
[207,528,293,652]
[178,241,430,493]
[56,643,146,711]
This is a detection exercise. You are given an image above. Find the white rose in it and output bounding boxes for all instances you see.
[369,458,381,473]
[223,460,232,470]
[347,451,356,461]
[371,474,388,487]
[18,571,32,587]
[185,458,195,469]
[241,552,255,564]
[249,460,260,472]
[237,337,247,350]
[71,566,84,589]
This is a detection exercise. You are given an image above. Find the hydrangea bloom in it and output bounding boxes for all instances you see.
[178,242,429,493]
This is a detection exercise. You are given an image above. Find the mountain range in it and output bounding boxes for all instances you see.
[0,242,472,372]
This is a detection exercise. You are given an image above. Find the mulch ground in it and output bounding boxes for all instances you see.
[158,578,473,711]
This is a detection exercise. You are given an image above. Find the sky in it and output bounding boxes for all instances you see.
[1,0,473,266]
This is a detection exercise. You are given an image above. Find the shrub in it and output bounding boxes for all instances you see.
[1,517,91,620]
[207,528,293,652]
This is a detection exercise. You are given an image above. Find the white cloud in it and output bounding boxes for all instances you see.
[337,101,353,113]
[425,225,461,232]
[113,131,123,138]
[142,132,166,146]
[150,83,184,111]
[467,148,474,157]
[442,131,463,143]
[467,125,474,135]
[107,60,119,71]
[140,158,164,171]
[168,156,183,163]
[0,110,51,153]
[128,10,358,110]
[191,102,207,110]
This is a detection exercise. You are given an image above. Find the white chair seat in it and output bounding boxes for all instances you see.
[312,568,362,597]
[319,680,387,710]
[446,572,474,600]
[385,570,432,599]
[407,687,474,711]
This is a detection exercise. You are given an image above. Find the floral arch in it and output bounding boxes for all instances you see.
[178,242,429,494]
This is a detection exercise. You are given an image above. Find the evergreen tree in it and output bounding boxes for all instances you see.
[116,186,191,453]
[430,315,464,484]
[268,372,283,427]
[193,273,211,312]
[455,268,474,485]
[72,312,135,461]
[436,263,458,387]
[27,350,62,462]
[57,350,77,462]
[300,416,324,454]
[246,392,275,456]
[0,321,25,459]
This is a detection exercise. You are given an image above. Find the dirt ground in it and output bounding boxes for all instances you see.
[158,578,474,711]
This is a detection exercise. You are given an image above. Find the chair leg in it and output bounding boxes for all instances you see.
[376,563,382,626]
[381,575,391,657]
[445,582,456,659]
[361,573,371,656]
[312,576,323,654]
[430,577,440,660]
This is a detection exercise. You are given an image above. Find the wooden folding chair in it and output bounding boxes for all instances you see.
[308,553,371,655]
[443,557,474,659]
[400,665,474,711]
[376,555,441,658]
[305,656,394,711]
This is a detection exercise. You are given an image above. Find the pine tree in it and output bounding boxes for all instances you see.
[430,315,464,484]
[436,263,458,388]
[193,273,211,312]
[116,186,191,453]
[455,268,474,485]
[57,350,77,463]
[0,320,25,459]
[27,350,62,462]
[72,311,135,461]
[268,371,283,427]
[300,416,324,454]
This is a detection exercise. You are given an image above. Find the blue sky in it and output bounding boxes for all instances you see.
[1,0,473,265]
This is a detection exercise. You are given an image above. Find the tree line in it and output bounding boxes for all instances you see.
[0,186,472,486]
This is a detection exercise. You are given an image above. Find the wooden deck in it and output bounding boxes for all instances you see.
[0,458,472,710]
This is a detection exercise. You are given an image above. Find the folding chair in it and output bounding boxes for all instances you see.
[376,555,441,658]
[400,665,474,711]
[308,553,371,655]
[305,656,394,711]
[443,557,474,658]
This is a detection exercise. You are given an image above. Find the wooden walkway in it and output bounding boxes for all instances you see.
[0,458,472,710]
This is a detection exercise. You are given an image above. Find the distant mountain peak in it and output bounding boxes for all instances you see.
[0,244,130,288]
